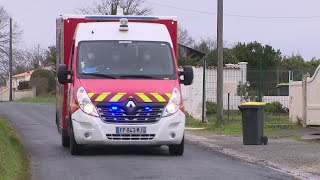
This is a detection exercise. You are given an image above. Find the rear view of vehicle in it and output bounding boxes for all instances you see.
[56,15,193,156]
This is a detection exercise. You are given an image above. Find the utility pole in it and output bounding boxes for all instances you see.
[9,18,13,101]
[202,59,207,123]
[37,44,40,68]
[216,0,224,124]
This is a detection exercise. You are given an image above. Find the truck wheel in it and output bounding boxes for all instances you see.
[262,136,268,145]
[169,136,184,156]
[56,112,59,132]
[69,127,82,155]
[61,132,70,148]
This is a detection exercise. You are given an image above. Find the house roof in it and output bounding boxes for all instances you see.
[178,44,206,59]
[12,70,34,78]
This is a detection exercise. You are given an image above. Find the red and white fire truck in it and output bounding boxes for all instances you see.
[56,14,193,155]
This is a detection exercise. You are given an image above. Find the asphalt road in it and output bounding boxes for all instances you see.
[0,102,293,180]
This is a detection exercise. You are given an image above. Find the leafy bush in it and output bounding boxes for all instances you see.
[29,69,55,96]
[265,101,286,114]
[206,101,217,115]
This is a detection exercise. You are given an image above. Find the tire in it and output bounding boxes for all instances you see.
[56,112,59,132]
[69,127,82,155]
[169,136,184,156]
[262,136,268,145]
[61,131,70,148]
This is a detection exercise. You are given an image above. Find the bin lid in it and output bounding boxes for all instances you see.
[240,102,266,106]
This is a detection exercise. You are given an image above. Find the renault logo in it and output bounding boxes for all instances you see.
[126,101,136,109]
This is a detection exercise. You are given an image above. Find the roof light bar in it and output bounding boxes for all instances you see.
[85,16,159,21]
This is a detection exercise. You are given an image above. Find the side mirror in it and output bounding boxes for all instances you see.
[58,64,72,84]
[180,66,194,86]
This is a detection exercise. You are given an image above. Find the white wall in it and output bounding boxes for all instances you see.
[289,65,320,125]
[0,88,34,101]
[306,66,320,125]
[13,89,34,100]
[0,87,9,101]
[289,81,303,123]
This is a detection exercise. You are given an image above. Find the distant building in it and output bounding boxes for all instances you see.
[178,44,206,59]
[4,64,54,90]
[9,70,34,90]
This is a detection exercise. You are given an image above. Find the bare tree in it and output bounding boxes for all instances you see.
[193,37,217,53]
[23,46,46,70]
[78,0,152,15]
[178,25,194,47]
[0,6,22,86]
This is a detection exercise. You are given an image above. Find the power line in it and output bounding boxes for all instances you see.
[145,1,320,19]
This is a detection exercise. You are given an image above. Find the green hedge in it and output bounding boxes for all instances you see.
[206,101,217,115]
[265,101,287,114]
[30,69,56,96]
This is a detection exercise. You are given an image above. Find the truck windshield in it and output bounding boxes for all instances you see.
[77,41,176,79]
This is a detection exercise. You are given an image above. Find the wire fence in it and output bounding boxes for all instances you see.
[182,65,315,124]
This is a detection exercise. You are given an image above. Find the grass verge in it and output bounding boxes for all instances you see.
[0,117,30,180]
[16,97,55,104]
[186,113,301,138]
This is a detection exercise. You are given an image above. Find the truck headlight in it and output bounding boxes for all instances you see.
[162,88,181,117]
[77,86,98,117]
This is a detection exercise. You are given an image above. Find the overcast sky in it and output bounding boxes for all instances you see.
[0,0,320,60]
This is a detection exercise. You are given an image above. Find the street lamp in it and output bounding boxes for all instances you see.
[252,48,263,102]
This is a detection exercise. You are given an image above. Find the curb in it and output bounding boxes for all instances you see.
[185,133,320,180]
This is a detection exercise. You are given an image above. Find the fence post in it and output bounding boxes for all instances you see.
[202,59,206,123]
[259,58,262,102]
[227,93,230,121]
[288,70,291,97]
[302,74,307,127]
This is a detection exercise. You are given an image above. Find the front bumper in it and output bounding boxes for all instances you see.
[71,109,185,145]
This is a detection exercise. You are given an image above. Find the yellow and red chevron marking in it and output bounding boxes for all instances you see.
[89,92,172,103]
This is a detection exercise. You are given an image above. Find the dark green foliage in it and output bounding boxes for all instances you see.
[265,101,286,114]
[178,56,201,66]
[280,54,320,81]
[29,69,55,96]
[206,101,217,115]
[45,46,56,64]
[45,45,57,73]
[177,47,202,66]
[232,42,282,96]
[202,48,239,66]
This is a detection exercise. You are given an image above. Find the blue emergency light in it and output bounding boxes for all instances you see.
[144,107,151,111]
[111,106,118,111]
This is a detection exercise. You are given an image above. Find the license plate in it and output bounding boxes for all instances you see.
[116,127,146,134]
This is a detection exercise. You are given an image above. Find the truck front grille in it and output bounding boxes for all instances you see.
[106,134,155,140]
[96,105,164,124]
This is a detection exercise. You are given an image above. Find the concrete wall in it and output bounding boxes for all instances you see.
[289,81,303,123]
[306,66,320,125]
[0,88,35,101]
[13,89,34,100]
[0,87,9,101]
[289,65,320,125]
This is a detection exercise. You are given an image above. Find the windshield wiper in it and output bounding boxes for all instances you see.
[82,73,117,79]
[119,75,161,80]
